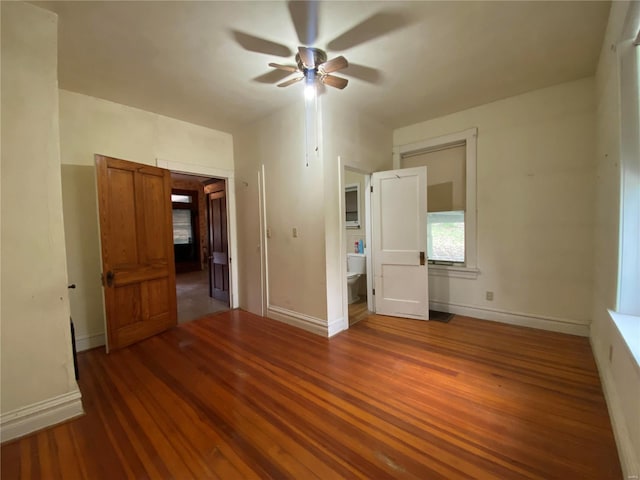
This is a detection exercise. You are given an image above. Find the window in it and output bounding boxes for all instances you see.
[617,29,640,316]
[427,211,465,263]
[172,209,193,244]
[345,184,360,228]
[396,128,477,276]
[171,189,200,266]
[171,194,192,203]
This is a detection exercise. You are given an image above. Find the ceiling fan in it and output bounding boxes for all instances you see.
[269,46,349,90]
[232,2,409,93]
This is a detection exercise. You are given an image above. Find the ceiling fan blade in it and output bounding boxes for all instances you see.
[277,76,304,88]
[321,75,348,90]
[232,30,292,57]
[319,56,348,74]
[268,63,299,73]
[298,46,316,68]
[326,12,408,51]
[288,0,319,45]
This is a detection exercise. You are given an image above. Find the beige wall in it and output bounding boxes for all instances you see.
[233,94,392,334]
[58,90,233,350]
[394,77,596,332]
[234,101,328,327]
[591,2,640,476]
[1,2,80,414]
[322,94,393,332]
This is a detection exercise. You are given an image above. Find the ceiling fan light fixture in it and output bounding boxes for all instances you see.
[304,82,316,100]
[304,69,316,99]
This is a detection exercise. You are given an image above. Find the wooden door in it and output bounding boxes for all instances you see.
[207,181,229,304]
[371,166,429,320]
[96,155,177,351]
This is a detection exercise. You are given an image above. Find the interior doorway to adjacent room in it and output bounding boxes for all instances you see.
[170,172,230,323]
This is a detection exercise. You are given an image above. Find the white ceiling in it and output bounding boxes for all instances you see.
[35,1,610,134]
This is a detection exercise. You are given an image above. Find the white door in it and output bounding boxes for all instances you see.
[371,167,429,320]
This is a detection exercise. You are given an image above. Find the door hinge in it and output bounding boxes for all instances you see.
[370,186,373,193]
[372,288,375,295]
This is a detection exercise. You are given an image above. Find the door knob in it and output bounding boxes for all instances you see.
[106,270,115,287]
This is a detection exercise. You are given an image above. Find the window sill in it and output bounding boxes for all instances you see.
[608,310,640,370]
[428,265,479,279]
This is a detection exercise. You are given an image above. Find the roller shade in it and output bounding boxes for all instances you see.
[401,144,465,212]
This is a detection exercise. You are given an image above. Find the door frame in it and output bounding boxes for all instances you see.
[340,157,374,330]
[157,159,239,309]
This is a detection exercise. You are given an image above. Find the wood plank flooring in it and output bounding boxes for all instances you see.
[1,310,621,479]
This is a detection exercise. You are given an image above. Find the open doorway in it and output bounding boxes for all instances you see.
[171,172,229,323]
[343,168,373,326]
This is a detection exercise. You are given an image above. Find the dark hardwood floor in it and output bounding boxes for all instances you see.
[1,310,621,479]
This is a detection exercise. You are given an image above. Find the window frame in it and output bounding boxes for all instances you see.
[609,19,640,369]
[394,127,478,279]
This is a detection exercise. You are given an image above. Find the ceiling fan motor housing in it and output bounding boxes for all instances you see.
[296,47,327,75]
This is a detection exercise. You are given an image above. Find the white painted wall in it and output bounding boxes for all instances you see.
[591,2,640,476]
[58,90,234,350]
[1,1,82,432]
[394,77,596,334]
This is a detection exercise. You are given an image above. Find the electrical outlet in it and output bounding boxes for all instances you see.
[609,345,613,363]
[486,291,494,301]
[292,227,298,238]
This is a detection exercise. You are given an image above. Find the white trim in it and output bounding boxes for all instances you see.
[267,305,328,336]
[156,159,234,181]
[616,20,640,316]
[260,165,269,318]
[1,389,84,442]
[338,157,349,332]
[429,300,590,336]
[591,336,640,479]
[156,158,239,309]
[364,174,373,313]
[258,167,267,317]
[394,127,478,272]
[328,317,345,337]
[608,310,640,374]
[429,265,480,279]
[75,332,105,351]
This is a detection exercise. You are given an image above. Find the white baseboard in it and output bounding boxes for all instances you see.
[430,300,590,337]
[75,332,105,352]
[591,337,640,479]
[328,317,346,337]
[1,389,84,443]
[267,305,328,336]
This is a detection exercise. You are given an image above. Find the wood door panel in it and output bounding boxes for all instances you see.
[146,278,171,318]
[208,187,229,304]
[113,264,170,287]
[112,284,142,328]
[140,172,169,262]
[97,155,177,351]
[107,168,138,265]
